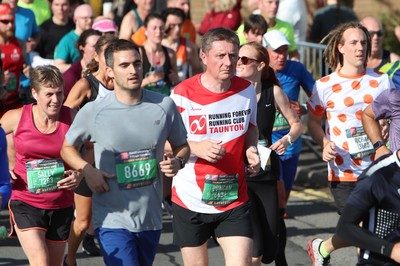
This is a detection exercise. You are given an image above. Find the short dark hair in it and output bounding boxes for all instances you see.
[243,14,268,35]
[201,27,239,54]
[143,12,163,28]
[76,29,101,58]
[162,7,185,22]
[104,39,139,68]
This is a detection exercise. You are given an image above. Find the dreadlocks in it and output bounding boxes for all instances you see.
[322,21,371,69]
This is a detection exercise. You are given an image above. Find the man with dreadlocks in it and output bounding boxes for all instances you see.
[305,21,394,266]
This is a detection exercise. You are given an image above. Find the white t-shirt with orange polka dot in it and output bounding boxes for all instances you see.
[307,69,394,182]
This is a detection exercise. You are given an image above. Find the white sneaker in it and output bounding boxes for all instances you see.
[307,238,330,266]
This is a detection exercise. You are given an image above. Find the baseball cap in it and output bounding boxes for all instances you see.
[262,30,290,50]
[92,18,118,33]
[0,3,14,19]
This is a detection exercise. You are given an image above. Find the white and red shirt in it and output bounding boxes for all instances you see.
[307,69,393,182]
[170,74,257,213]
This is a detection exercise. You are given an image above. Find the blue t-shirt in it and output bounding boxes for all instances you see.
[15,7,39,87]
[272,60,315,155]
[0,127,11,209]
[54,30,80,64]
[15,6,39,41]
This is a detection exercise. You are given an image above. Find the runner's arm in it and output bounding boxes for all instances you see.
[362,104,390,158]
[336,204,395,259]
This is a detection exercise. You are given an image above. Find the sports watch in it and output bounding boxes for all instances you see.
[373,140,386,151]
[175,156,186,169]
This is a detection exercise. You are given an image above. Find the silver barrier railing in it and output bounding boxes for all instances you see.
[296,41,329,160]
[297,41,329,81]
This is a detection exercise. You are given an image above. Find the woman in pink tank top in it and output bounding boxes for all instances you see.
[0,65,82,266]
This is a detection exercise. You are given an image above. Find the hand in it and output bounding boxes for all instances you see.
[159,153,181,178]
[22,64,30,78]
[270,137,289,155]
[3,70,13,87]
[379,119,390,141]
[246,146,260,176]
[390,242,400,263]
[168,72,180,86]
[57,170,82,190]
[290,100,302,116]
[9,170,17,184]
[322,141,337,162]
[289,100,308,117]
[149,70,165,84]
[26,37,38,53]
[196,139,226,163]
[82,164,115,193]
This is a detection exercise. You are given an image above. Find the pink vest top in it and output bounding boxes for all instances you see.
[12,104,74,209]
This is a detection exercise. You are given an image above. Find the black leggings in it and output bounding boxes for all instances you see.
[247,180,279,263]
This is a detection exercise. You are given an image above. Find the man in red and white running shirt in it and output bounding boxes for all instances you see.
[0,3,24,117]
[306,22,394,266]
[170,27,260,266]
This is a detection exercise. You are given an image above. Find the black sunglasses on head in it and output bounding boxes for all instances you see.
[238,56,260,65]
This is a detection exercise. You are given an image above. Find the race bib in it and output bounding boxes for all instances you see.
[26,158,64,194]
[115,149,158,189]
[346,126,374,158]
[202,174,239,206]
[273,111,290,131]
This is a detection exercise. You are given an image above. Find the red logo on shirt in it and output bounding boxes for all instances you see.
[189,115,207,134]
[120,152,129,160]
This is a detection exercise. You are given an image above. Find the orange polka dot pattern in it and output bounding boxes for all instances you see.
[307,69,393,182]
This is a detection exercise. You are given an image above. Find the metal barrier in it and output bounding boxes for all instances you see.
[297,41,329,80]
[296,41,329,160]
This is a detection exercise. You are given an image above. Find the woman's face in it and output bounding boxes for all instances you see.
[82,35,100,62]
[32,85,64,117]
[146,18,164,44]
[236,45,261,81]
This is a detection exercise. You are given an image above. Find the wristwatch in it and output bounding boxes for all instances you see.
[285,135,294,145]
[175,156,186,169]
[373,140,386,151]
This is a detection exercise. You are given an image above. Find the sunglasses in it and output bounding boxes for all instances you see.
[238,56,260,65]
[0,19,13,25]
[368,30,384,37]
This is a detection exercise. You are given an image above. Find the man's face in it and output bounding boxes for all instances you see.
[362,19,382,55]
[0,14,15,40]
[75,6,94,31]
[259,0,279,20]
[201,40,238,82]
[108,49,143,92]
[168,0,190,16]
[165,14,183,40]
[244,29,263,44]
[134,0,155,12]
[51,0,70,21]
[338,28,368,70]
[268,45,288,71]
